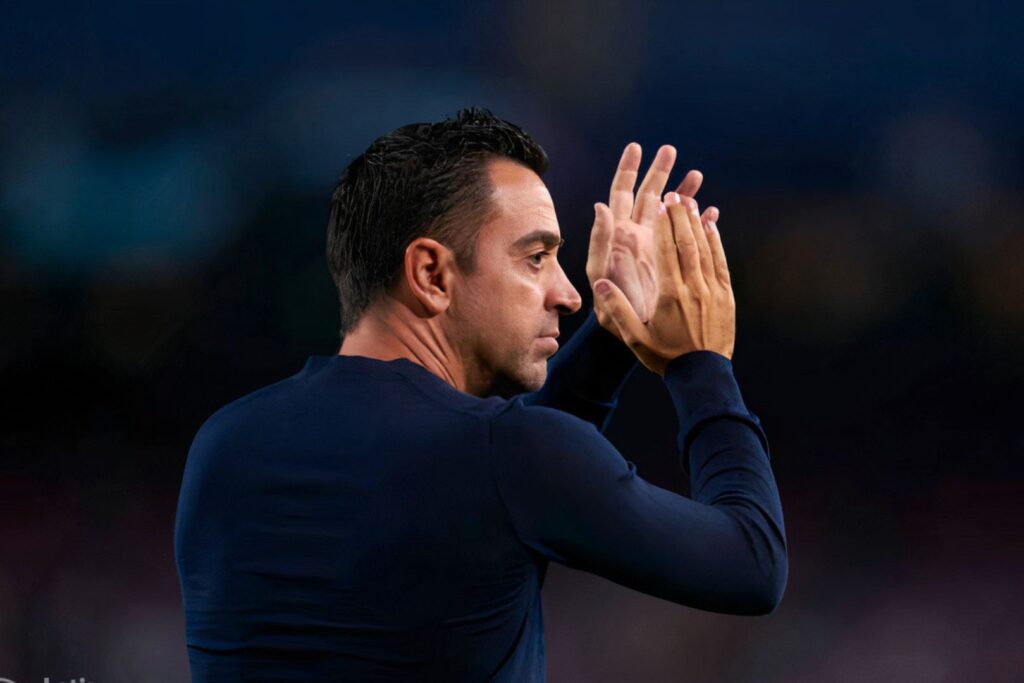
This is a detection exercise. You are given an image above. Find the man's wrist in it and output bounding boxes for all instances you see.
[663,351,749,433]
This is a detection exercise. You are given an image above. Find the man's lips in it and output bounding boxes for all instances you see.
[538,331,560,354]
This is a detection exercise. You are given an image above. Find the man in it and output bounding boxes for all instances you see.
[175,108,787,681]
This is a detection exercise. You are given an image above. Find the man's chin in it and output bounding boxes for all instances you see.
[489,365,547,399]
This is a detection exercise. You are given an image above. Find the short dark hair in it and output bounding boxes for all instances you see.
[326,107,549,337]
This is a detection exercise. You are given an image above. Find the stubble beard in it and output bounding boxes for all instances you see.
[483,342,546,399]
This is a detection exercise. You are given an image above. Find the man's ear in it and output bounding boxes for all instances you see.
[401,237,457,317]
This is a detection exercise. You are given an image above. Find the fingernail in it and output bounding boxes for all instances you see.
[665,192,681,205]
[595,281,610,297]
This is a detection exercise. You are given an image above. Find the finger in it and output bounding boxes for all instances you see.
[634,189,662,229]
[684,197,715,286]
[609,143,642,222]
[594,278,650,350]
[656,193,687,293]
[702,205,719,226]
[663,193,700,285]
[675,169,704,199]
[586,202,615,284]
[705,217,731,287]
[634,145,677,226]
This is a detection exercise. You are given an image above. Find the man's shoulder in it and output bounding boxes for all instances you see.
[187,370,307,454]
[491,397,602,447]
[487,398,626,504]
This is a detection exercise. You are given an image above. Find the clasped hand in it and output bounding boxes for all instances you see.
[586,144,736,374]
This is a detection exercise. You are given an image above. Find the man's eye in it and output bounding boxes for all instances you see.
[528,252,550,266]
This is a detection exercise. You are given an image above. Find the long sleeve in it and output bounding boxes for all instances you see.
[489,351,787,615]
[521,309,639,432]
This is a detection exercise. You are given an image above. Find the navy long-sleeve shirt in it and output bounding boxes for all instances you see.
[174,311,787,681]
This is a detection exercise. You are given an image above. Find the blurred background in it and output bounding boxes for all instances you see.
[2,1,1022,681]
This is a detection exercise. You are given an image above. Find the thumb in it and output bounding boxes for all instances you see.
[593,278,645,345]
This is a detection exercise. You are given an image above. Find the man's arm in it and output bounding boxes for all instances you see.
[491,352,786,614]
[492,146,786,613]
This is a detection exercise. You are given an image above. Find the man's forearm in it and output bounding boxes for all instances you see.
[664,351,788,611]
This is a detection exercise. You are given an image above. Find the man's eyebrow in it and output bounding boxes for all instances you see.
[511,230,565,251]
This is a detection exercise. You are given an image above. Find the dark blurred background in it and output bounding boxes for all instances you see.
[2,2,1023,681]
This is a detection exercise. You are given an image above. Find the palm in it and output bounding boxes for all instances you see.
[588,143,709,323]
[605,216,658,321]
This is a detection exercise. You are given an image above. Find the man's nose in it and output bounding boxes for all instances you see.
[551,264,583,315]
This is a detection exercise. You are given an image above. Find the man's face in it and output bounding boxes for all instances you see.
[445,159,582,397]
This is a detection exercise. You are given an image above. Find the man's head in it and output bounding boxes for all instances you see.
[327,108,582,396]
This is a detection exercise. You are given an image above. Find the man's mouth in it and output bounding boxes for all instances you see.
[537,334,560,356]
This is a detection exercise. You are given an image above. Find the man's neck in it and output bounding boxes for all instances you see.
[338,298,467,392]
